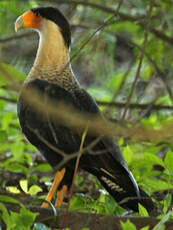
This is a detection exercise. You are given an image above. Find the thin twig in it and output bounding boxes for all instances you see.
[0,96,17,103]
[52,0,173,44]
[69,14,120,65]
[121,0,155,121]
[1,92,173,112]
[97,101,173,111]
[28,118,104,173]
[1,2,173,46]
[0,32,34,43]
[60,125,88,230]
[15,86,173,143]
[27,126,66,157]
[53,136,103,172]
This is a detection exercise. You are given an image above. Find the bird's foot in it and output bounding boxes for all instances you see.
[41,167,66,208]
[55,185,68,207]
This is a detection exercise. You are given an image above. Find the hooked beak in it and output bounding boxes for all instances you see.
[15,10,43,32]
[15,15,24,32]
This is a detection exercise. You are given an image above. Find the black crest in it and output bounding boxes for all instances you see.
[31,6,71,47]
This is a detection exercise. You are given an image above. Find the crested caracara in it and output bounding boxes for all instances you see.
[15,6,156,213]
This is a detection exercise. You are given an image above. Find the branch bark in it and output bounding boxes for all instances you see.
[2,95,173,111]
[34,208,173,230]
[1,201,173,230]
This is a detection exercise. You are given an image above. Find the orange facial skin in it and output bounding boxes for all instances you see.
[23,10,43,29]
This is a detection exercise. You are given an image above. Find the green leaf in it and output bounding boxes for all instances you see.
[34,163,52,172]
[145,178,173,192]
[7,186,21,194]
[118,138,124,146]
[163,194,172,214]
[152,210,172,230]
[164,151,173,172]
[10,207,38,230]
[0,195,23,207]
[0,62,25,85]
[144,153,164,167]
[98,192,106,203]
[88,87,112,101]
[138,203,149,217]
[1,112,13,129]
[121,220,137,230]
[5,162,28,175]
[20,180,28,193]
[11,142,25,161]
[105,195,117,215]
[0,203,13,229]
[19,180,42,195]
[28,185,42,195]
[0,130,7,142]
[24,153,33,165]
[69,194,86,211]
[140,226,149,230]
[123,145,133,164]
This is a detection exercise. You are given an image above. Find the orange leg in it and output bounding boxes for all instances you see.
[55,185,68,207]
[41,168,66,208]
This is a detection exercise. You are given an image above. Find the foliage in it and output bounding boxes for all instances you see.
[0,0,173,229]
[0,202,38,230]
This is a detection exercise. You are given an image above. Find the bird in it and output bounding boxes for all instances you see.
[15,6,155,213]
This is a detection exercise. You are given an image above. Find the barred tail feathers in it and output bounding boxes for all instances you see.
[98,167,140,211]
[97,167,156,213]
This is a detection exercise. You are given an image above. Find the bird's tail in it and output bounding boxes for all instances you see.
[95,166,156,214]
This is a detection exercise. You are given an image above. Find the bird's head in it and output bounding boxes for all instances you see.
[15,6,71,48]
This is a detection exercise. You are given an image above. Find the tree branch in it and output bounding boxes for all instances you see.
[0,96,17,103]
[97,101,173,111]
[0,32,34,43]
[121,0,154,120]
[51,0,173,44]
[1,199,173,230]
[1,94,173,112]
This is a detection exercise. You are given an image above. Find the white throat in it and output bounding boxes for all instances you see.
[29,19,70,77]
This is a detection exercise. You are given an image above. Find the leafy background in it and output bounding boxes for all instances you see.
[0,0,173,229]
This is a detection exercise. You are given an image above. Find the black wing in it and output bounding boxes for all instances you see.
[74,89,155,213]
